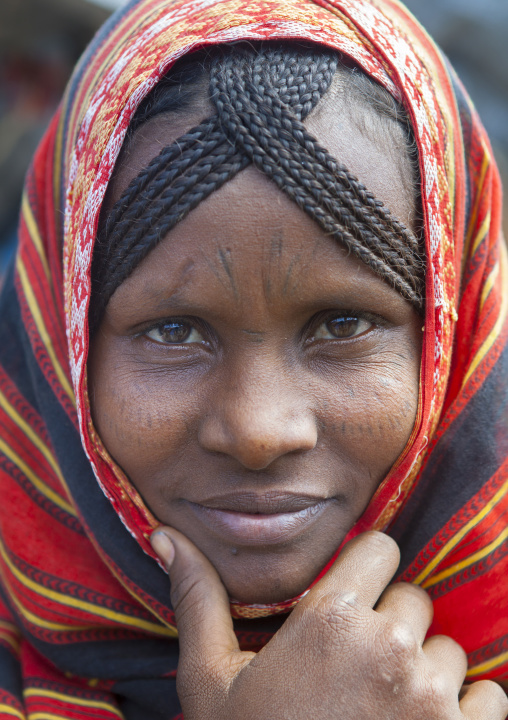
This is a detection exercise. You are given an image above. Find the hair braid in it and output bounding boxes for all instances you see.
[99,149,250,305]
[94,118,230,298]
[104,118,221,239]
[91,44,424,331]
[211,52,423,297]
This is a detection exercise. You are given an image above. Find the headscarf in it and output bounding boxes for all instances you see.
[0,0,506,718]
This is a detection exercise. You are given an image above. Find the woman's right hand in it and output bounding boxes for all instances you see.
[151,529,508,720]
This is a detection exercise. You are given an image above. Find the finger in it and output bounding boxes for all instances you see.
[422,634,468,693]
[375,582,433,646]
[294,531,400,617]
[281,532,399,649]
[460,681,508,720]
[151,527,248,666]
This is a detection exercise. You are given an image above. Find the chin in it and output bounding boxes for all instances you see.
[217,553,324,605]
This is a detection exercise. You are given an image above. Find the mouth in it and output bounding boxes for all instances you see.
[187,491,332,545]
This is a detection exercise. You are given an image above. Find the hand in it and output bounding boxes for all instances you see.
[151,529,508,720]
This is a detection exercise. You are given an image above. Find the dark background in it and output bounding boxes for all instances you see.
[0,0,506,281]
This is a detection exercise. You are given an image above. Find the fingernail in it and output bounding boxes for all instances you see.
[150,530,175,568]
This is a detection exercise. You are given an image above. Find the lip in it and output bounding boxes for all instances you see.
[187,492,331,545]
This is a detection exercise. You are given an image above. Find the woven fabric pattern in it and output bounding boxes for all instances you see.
[0,0,506,717]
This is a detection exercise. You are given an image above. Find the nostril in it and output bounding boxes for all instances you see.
[198,413,318,470]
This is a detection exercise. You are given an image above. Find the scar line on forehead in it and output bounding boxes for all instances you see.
[218,247,237,296]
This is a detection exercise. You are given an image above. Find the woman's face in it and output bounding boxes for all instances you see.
[89,79,422,604]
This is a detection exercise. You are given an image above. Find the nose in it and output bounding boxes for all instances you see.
[198,364,318,470]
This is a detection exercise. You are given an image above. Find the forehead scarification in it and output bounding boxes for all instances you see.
[89,44,423,333]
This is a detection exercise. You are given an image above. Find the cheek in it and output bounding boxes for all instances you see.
[89,355,197,480]
[89,327,421,521]
[320,358,419,478]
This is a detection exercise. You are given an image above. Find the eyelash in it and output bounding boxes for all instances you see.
[307,311,378,343]
[143,319,208,346]
[140,311,380,347]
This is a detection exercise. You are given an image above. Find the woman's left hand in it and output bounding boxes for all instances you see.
[151,527,508,720]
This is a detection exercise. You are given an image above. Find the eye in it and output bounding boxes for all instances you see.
[313,314,374,340]
[145,320,205,345]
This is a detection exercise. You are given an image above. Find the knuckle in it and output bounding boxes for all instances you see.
[424,668,451,703]
[381,619,418,660]
[302,592,363,645]
[373,621,418,688]
[314,592,361,626]
[471,680,508,707]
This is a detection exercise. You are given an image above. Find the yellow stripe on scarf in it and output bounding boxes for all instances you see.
[0,561,95,634]
[480,261,500,309]
[0,387,71,502]
[422,524,508,589]
[414,477,508,585]
[15,256,74,406]
[0,436,76,517]
[21,196,52,282]
[467,650,508,678]
[0,704,24,720]
[0,538,176,638]
[462,246,508,388]
[24,690,124,718]
[462,148,490,269]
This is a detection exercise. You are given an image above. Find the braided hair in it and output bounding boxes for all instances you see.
[91,44,424,332]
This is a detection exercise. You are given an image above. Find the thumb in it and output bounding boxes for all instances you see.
[150,527,248,668]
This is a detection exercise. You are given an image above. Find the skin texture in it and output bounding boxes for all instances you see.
[151,528,508,720]
[89,70,508,718]
[89,80,422,605]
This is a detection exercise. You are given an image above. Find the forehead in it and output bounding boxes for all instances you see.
[108,161,415,334]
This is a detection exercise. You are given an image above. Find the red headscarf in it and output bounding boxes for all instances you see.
[0,0,506,718]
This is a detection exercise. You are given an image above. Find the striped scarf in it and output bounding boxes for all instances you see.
[0,0,506,718]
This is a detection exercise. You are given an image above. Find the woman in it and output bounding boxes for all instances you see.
[0,0,506,718]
